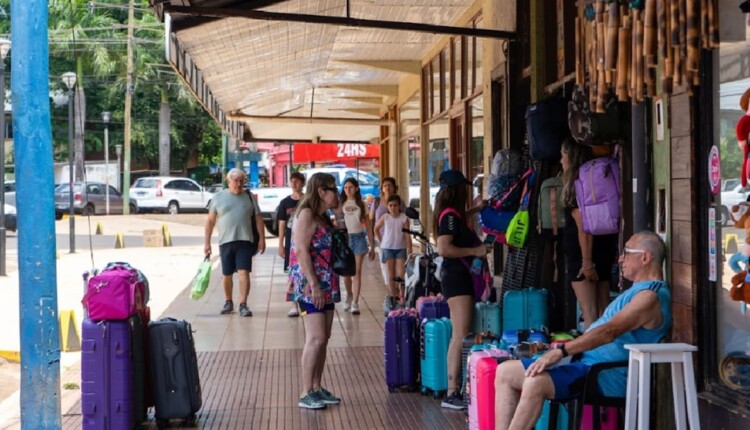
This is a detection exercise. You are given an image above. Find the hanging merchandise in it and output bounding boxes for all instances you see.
[574,0,719,105]
[526,96,570,161]
[568,85,622,146]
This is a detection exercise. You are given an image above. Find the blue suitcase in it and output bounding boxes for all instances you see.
[473,301,501,334]
[502,288,548,331]
[419,299,450,320]
[81,318,134,430]
[384,313,419,391]
[420,318,452,397]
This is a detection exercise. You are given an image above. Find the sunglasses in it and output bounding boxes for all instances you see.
[621,247,647,258]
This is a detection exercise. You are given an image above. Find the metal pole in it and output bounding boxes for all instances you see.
[68,87,75,253]
[13,0,62,424]
[0,56,6,276]
[103,112,110,215]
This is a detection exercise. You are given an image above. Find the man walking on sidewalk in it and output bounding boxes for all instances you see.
[204,168,266,317]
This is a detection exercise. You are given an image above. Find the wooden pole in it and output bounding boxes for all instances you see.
[635,9,644,102]
[686,0,699,73]
[576,17,583,84]
[644,0,657,68]
[663,0,674,94]
[596,2,606,112]
[606,2,619,72]
[618,9,631,101]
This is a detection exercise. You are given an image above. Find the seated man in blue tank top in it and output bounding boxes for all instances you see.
[495,230,671,430]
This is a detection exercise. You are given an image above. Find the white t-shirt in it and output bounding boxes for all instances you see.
[342,199,366,234]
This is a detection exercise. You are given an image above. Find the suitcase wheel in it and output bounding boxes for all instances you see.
[432,390,442,400]
[185,414,197,426]
[156,419,169,429]
[420,387,428,396]
[388,385,396,393]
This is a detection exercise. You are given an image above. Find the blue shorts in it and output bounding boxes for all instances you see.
[348,232,369,256]
[298,301,335,315]
[381,248,406,263]
[521,358,590,400]
[219,240,256,276]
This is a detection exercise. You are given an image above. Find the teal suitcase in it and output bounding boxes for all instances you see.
[502,288,548,331]
[473,301,501,334]
[420,317,452,398]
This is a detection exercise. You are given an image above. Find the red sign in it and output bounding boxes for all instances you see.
[292,143,380,164]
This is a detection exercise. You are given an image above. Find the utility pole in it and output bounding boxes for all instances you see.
[159,81,170,176]
[123,0,134,214]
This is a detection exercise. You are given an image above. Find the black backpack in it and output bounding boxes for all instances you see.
[245,190,261,248]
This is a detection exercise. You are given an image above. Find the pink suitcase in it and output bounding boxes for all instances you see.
[415,295,441,318]
[468,348,510,430]
[581,405,619,430]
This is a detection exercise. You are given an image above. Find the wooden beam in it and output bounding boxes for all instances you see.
[227,114,390,126]
[162,5,517,40]
[323,84,399,97]
[333,60,421,75]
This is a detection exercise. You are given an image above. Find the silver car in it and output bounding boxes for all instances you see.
[55,182,137,216]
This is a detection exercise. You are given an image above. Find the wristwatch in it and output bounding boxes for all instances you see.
[556,343,569,358]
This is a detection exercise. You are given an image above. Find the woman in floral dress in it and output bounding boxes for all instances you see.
[288,172,341,410]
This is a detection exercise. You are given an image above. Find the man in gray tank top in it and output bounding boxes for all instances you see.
[204,168,266,317]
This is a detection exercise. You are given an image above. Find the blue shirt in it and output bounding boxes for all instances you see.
[580,280,672,397]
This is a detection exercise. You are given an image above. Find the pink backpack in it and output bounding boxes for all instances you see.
[83,265,145,321]
[574,157,620,235]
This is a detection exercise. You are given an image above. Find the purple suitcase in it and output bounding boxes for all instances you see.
[81,318,134,430]
[418,300,450,321]
[385,313,418,392]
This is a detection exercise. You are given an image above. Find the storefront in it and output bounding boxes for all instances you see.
[699,8,750,422]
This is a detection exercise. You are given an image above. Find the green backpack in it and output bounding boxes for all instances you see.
[537,176,566,236]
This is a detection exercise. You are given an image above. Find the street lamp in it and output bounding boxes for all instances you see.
[115,144,122,191]
[0,38,10,276]
[102,111,111,215]
[62,71,77,253]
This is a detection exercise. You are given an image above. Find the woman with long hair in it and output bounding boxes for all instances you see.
[432,169,488,410]
[288,172,342,409]
[560,139,618,330]
[337,178,376,314]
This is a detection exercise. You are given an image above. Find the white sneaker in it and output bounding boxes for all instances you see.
[351,302,360,315]
[343,297,352,312]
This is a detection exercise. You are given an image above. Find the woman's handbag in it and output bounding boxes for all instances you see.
[331,228,356,276]
[189,255,212,301]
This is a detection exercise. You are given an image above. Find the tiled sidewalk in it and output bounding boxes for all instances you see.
[60,246,468,429]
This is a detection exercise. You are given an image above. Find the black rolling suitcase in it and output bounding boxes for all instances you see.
[148,318,202,428]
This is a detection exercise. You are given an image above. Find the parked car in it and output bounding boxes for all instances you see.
[720,183,750,225]
[130,176,208,214]
[54,182,137,216]
[300,166,380,203]
[205,183,224,209]
[2,204,16,232]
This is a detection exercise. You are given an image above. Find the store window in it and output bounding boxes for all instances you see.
[428,117,450,187]
[400,91,421,195]
[716,19,750,392]
[469,95,484,200]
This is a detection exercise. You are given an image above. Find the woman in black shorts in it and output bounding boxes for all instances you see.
[432,169,488,410]
[560,139,619,330]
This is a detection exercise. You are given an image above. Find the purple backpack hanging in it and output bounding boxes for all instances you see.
[574,156,621,235]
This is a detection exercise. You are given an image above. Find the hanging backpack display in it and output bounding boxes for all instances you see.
[574,156,621,235]
[537,176,566,237]
[568,85,622,146]
[505,177,533,249]
[526,96,569,161]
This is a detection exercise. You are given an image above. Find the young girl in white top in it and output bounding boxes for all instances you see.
[337,178,375,314]
[374,194,412,308]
